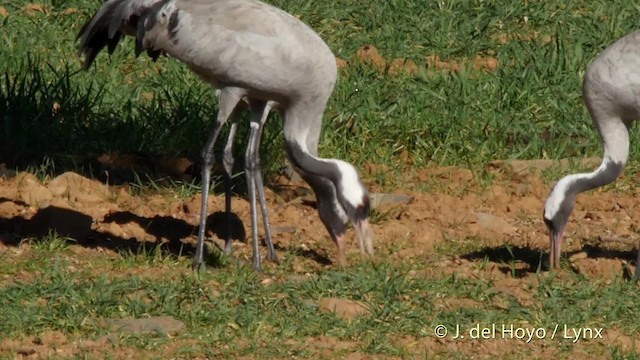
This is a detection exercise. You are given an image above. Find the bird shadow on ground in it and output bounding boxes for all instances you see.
[0,199,332,268]
[198,210,334,267]
[0,201,231,268]
[462,243,639,279]
[462,245,546,278]
[572,244,638,280]
[272,242,333,266]
[102,210,247,257]
[578,244,637,262]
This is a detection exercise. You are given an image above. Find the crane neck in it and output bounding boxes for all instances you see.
[568,157,624,196]
[284,140,340,183]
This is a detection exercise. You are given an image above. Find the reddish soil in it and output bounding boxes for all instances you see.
[355,44,499,76]
[1,157,639,358]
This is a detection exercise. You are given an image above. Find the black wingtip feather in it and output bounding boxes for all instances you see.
[83,49,99,70]
[107,32,121,54]
[77,1,125,69]
[77,18,92,41]
[79,27,111,69]
[78,0,168,68]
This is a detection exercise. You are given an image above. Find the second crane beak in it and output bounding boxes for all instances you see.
[353,218,374,259]
[549,228,564,269]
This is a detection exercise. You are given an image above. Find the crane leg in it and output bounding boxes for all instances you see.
[193,89,242,271]
[194,122,225,271]
[245,103,265,271]
[222,110,242,255]
[252,102,278,263]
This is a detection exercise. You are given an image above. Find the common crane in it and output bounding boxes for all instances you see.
[77,0,374,271]
[544,30,640,274]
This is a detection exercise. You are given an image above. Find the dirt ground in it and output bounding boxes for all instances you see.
[1,156,640,358]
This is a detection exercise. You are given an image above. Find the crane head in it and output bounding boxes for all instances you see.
[543,177,577,269]
[296,159,374,264]
[333,160,374,258]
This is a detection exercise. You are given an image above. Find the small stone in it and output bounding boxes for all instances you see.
[369,193,414,209]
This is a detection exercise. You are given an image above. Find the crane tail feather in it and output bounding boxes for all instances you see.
[77,0,166,68]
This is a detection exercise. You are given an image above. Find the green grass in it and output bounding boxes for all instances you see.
[3,0,640,177]
[1,235,640,358]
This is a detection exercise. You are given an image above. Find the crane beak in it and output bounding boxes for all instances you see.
[353,218,374,259]
[549,228,564,269]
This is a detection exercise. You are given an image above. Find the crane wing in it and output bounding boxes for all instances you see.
[77,0,169,69]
